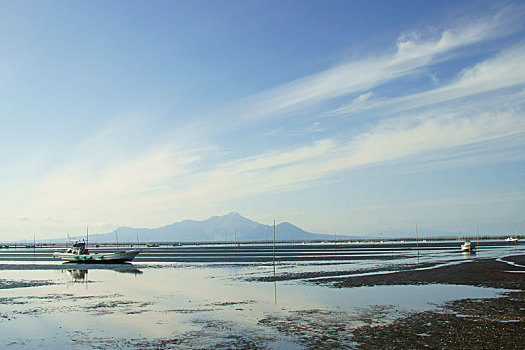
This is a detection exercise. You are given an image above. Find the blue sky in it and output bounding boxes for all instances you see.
[1,0,524,240]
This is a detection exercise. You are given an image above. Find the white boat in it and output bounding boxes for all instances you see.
[53,241,141,263]
[461,240,475,252]
[505,229,519,242]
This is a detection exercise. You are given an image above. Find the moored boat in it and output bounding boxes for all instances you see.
[53,241,141,263]
[461,240,475,252]
[505,229,519,242]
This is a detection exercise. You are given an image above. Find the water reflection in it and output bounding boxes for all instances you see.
[65,267,143,283]
[0,248,517,350]
[68,269,89,282]
[114,267,143,275]
[461,251,477,259]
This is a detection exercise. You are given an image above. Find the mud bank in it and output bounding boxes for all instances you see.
[0,278,55,289]
[312,255,525,289]
[353,291,524,349]
[348,255,525,349]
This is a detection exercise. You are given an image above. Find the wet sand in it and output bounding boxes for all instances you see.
[1,246,523,349]
[347,255,525,349]
[352,291,524,349]
[0,278,55,289]
[315,255,525,290]
[248,254,524,349]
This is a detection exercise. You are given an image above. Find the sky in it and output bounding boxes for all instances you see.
[1,0,524,240]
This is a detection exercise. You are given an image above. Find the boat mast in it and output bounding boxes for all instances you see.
[86,227,89,250]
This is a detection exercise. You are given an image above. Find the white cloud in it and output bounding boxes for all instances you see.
[132,107,524,218]
[0,106,220,234]
[39,150,197,201]
[27,98,517,234]
[22,45,524,233]
[4,6,524,238]
[227,7,521,124]
[429,73,439,86]
[343,109,524,167]
[336,92,375,114]
[329,42,525,117]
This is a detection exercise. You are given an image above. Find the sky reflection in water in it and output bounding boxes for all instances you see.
[0,242,521,349]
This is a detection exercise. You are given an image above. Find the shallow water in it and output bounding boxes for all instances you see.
[0,241,522,349]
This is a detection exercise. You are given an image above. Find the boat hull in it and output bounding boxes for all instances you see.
[461,242,475,252]
[53,250,141,263]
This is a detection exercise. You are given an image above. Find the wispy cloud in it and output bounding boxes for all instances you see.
[342,109,524,168]
[135,107,523,216]
[225,6,522,123]
[329,43,525,117]
[6,5,524,236]
[12,119,204,229]
[336,91,376,114]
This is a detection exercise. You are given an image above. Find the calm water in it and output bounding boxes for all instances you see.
[0,241,522,349]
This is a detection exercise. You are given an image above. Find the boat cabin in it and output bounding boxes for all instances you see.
[67,242,87,255]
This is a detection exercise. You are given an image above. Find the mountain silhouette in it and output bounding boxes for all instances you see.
[78,212,338,243]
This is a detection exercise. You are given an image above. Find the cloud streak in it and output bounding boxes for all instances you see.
[329,43,525,117]
[137,108,524,216]
[5,5,524,237]
[225,6,522,123]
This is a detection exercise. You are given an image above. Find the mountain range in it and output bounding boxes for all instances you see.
[66,212,341,243]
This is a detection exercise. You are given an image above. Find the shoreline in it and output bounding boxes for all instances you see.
[1,252,523,348]
[346,255,525,349]
[314,254,525,290]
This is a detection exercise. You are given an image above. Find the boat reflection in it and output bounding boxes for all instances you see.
[66,266,143,282]
[461,251,477,259]
[68,269,89,282]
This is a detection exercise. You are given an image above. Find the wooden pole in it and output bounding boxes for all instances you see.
[416,224,419,263]
[274,221,277,305]
[273,220,276,274]
[477,225,479,252]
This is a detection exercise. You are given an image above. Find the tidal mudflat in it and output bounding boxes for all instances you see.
[0,241,523,349]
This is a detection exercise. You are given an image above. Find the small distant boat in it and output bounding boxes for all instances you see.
[53,241,141,263]
[461,240,475,252]
[505,229,519,242]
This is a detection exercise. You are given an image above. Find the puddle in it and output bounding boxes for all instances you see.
[0,242,521,349]
[0,265,507,349]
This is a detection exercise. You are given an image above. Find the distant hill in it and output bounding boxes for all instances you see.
[63,212,345,243]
